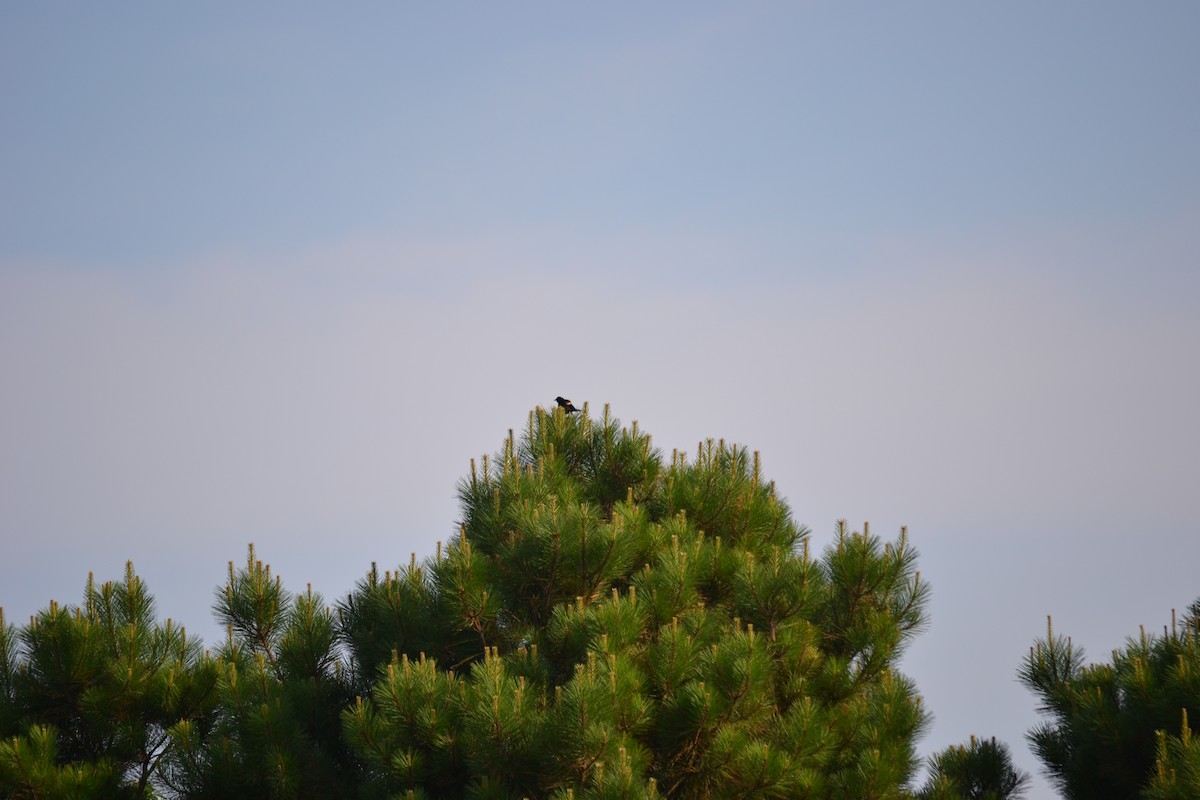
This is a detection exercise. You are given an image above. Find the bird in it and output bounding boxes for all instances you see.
[555,396,580,414]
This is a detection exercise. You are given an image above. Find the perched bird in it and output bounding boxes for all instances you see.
[555,396,580,414]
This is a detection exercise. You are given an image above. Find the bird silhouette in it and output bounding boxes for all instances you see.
[555,396,580,414]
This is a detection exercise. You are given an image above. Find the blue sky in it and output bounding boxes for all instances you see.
[3,4,1199,797]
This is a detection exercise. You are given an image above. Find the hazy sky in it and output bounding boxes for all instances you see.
[3,4,1198,797]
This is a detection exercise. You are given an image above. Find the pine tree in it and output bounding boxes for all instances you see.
[160,544,355,799]
[1019,601,1200,799]
[2,402,941,800]
[918,735,1030,799]
[342,404,931,799]
[0,562,214,799]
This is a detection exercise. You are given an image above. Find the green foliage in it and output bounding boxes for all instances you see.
[342,404,932,799]
[1019,602,1200,800]
[0,609,16,738]
[161,544,354,799]
[918,736,1030,800]
[2,403,942,800]
[0,563,214,799]
[0,723,123,800]
[1144,709,1200,800]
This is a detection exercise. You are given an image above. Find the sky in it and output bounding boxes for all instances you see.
[2,3,1199,797]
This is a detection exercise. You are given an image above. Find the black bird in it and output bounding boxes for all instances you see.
[555,396,580,414]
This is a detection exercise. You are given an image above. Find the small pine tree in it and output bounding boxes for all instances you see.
[918,735,1030,800]
[342,404,932,799]
[0,562,214,799]
[1019,602,1200,800]
[161,544,355,799]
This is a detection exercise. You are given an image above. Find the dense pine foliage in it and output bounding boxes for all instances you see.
[0,403,1036,799]
[340,405,931,799]
[0,565,213,798]
[917,736,1030,800]
[1020,604,1200,800]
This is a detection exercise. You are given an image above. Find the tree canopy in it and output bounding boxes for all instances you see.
[1,403,976,800]
[340,404,931,799]
[1020,603,1200,800]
